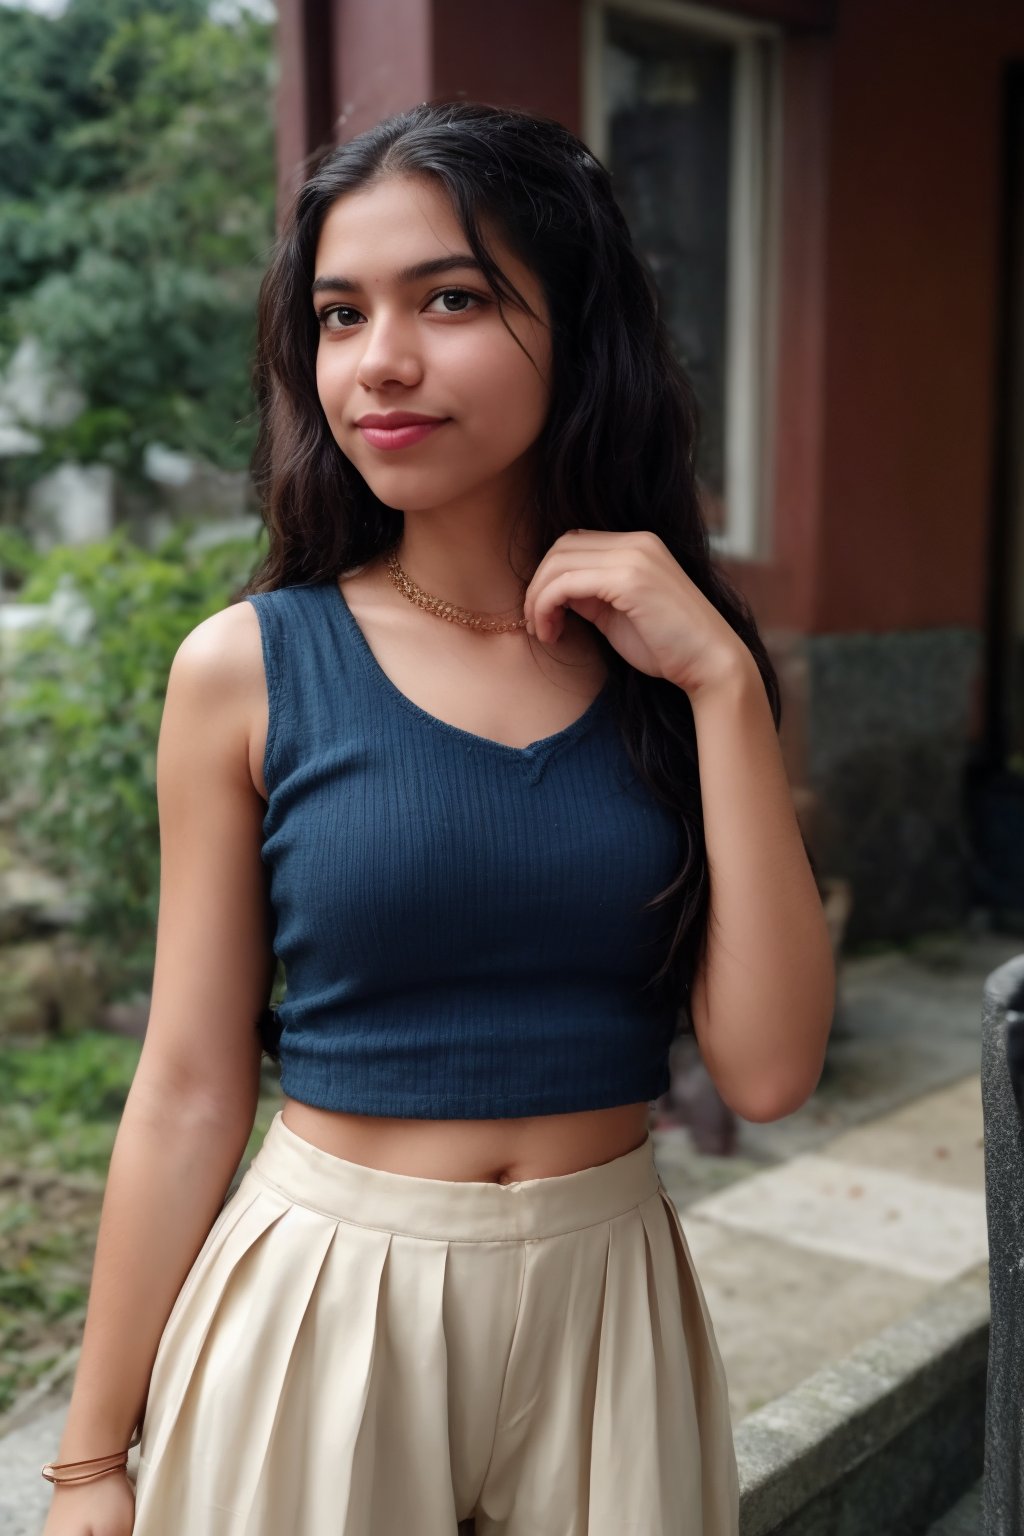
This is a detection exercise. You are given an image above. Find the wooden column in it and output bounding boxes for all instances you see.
[273,0,337,219]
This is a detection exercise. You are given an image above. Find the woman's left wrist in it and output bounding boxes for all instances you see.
[677,645,760,707]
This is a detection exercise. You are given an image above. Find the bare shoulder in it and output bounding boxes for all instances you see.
[166,597,267,800]
[171,594,264,691]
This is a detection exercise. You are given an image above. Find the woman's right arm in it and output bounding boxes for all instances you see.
[41,601,277,1533]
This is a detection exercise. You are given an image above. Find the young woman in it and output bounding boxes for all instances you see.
[41,100,835,1536]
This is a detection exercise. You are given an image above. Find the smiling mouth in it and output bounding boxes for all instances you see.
[356,419,450,451]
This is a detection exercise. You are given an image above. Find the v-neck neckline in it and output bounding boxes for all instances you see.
[325,577,612,765]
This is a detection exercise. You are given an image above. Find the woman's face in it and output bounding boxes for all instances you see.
[312,174,552,518]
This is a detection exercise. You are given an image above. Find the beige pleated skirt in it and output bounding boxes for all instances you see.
[130,1109,738,1535]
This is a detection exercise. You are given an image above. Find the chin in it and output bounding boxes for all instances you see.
[363,478,482,514]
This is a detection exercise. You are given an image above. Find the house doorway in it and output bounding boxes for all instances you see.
[970,61,1024,918]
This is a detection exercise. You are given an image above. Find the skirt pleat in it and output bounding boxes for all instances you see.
[239,1215,393,1532]
[475,1198,712,1535]
[130,1112,739,1535]
[469,1220,609,1527]
[135,1181,285,1472]
[238,1223,461,1531]
[653,1185,739,1534]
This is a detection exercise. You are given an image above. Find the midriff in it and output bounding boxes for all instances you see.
[280,1096,653,1183]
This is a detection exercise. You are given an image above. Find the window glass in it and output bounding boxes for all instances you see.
[604,14,733,528]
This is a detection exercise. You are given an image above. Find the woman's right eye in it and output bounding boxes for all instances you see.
[318,306,361,332]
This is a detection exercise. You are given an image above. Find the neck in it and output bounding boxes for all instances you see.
[388,478,544,612]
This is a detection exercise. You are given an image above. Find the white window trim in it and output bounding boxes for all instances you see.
[582,0,781,560]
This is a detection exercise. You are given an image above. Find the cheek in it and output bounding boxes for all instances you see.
[461,338,550,439]
[315,344,352,420]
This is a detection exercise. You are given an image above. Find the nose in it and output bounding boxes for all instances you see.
[354,312,424,392]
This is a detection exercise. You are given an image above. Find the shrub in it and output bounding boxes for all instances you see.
[2,523,267,998]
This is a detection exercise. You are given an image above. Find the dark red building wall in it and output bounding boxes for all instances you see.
[815,0,1024,635]
[432,0,582,125]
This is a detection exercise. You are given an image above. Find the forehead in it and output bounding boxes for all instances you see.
[312,174,531,294]
[315,176,464,266]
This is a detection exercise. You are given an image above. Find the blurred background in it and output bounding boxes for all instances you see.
[1,2,1023,1531]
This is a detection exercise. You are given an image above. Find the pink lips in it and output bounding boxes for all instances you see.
[356,418,449,451]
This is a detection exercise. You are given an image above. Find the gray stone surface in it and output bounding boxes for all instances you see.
[980,952,1024,1536]
[1,1397,80,1536]
[28,463,116,549]
[734,1267,989,1536]
[929,1479,982,1535]
[805,628,981,943]
[0,336,84,436]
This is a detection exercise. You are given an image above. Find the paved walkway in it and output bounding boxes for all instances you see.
[650,930,1018,1420]
[5,929,1019,1534]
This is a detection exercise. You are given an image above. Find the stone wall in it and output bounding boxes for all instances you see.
[803,628,981,944]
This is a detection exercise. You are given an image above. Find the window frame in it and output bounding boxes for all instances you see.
[582,0,783,560]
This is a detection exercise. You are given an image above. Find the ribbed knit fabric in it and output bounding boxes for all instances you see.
[245,580,685,1118]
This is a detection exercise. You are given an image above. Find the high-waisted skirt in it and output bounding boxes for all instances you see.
[130,1109,739,1535]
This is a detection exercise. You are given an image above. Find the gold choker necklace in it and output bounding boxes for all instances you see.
[383,548,528,633]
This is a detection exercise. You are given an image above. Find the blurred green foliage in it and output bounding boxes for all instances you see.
[0,1028,282,1416]
[0,0,276,484]
[0,1031,144,1175]
[2,526,267,996]
[0,524,39,582]
[0,1031,141,1414]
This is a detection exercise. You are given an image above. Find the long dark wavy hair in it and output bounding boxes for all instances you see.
[241,98,781,1032]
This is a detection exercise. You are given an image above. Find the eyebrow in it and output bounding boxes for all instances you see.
[311,255,485,297]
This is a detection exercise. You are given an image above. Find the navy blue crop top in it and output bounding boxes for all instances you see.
[245,580,685,1118]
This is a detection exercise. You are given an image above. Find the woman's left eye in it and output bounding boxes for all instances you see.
[425,288,482,314]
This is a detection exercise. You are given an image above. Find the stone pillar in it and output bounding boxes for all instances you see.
[981,950,1024,1534]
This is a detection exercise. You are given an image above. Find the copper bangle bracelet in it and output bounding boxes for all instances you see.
[41,1427,141,1485]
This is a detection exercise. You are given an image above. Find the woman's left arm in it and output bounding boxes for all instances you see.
[523,527,836,1125]
[684,654,836,1123]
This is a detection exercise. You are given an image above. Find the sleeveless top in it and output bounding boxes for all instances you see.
[245,580,685,1118]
